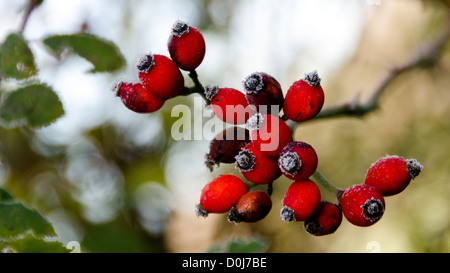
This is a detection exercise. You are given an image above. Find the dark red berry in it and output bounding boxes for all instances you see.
[247,113,293,157]
[204,85,253,125]
[137,53,184,98]
[196,174,248,217]
[235,143,282,185]
[304,201,342,236]
[114,81,165,113]
[281,179,321,222]
[365,155,423,196]
[340,184,385,227]
[228,191,272,223]
[168,20,206,71]
[283,70,325,122]
[242,72,284,114]
[205,127,250,171]
[278,141,318,181]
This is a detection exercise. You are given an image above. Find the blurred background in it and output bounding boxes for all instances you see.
[0,0,449,252]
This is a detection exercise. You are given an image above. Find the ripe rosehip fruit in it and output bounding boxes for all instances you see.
[365,155,423,196]
[242,72,284,114]
[196,174,248,217]
[137,53,184,99]
[114,81,165,113]
[205,126,250,171]
[247,113,293,157]
[283,70,325,122]
[228,191,272,223]
[235,143,282,184]
[304,201,342,236]
[168,20,206,71]
[278,141,318,181]
[204,85,253,125]
[281,179,321,222]
[340,184,385,227]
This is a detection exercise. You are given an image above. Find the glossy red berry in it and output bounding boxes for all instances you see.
[137,53,184,98]
[228,191,272,223]
[242,72,284,114]
[281,179,321,222]
[340,184,385,227]
[196,174,248,217]
[247,113,293,157]
[283,70,325,122]
[278,141,318,181]
[114,81,165,113]
[365,155,423,196]
[205,127,250,171]
[205,85,252,125]
[304,201,342,236]
[235,143,282,185]
[168,20,206,71]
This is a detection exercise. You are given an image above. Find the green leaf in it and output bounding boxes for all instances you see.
[43,33,125,72]
[0,188,13,202]
[0,33,37,79]
[1,234,71,253]
[0,201,56,239]
[0,83,64,128]
[225,237,267,253]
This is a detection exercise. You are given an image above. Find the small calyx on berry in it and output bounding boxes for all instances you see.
[171,20,189,37]
[406,158,423,179]
[246,113,263,131]
[362,197,384,222]
[280,206,296,223]
[136,53,155,72]
[243,72,264,94]
[195,203,209,218]
[303,70,321,86]
[278,151,301,176]
[235,149,255,172]
[204,84,219,101]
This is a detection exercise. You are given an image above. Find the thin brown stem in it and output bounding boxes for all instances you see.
[19,0,40,35]
[305,14,450,122]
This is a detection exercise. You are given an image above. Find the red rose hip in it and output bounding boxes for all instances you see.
[228,191,272,223]
[137,53,184,98]
[365,155,423,196]
[242,72,284,114]
[204,85,252,125]
[283,70,325,122]
[278,141,318,181]
[247,113,293,157]
[196,174,248,217]
[168,20,206,71]
[235,143,282,184]
[114,81,165,113]
[304,201,342,236]
[340,184,385,227]
[281,179,321,222]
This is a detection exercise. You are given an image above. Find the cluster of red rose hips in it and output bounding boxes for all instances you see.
[114,20,206,113]
[113,21,423,237]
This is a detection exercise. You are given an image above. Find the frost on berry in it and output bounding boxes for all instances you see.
[136,53,155,72]
[195,203,208,218]
[361,197,384,222]
[303,70,321,86]
[243,72,264,94]
[280,206,296,223]
[204,84,219,100]
[235,149,255,172]
[246,113,263,131]
[406,158,423,179]
[278,152,302,176]
[171,20,189,37]
[111,80,123,96]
